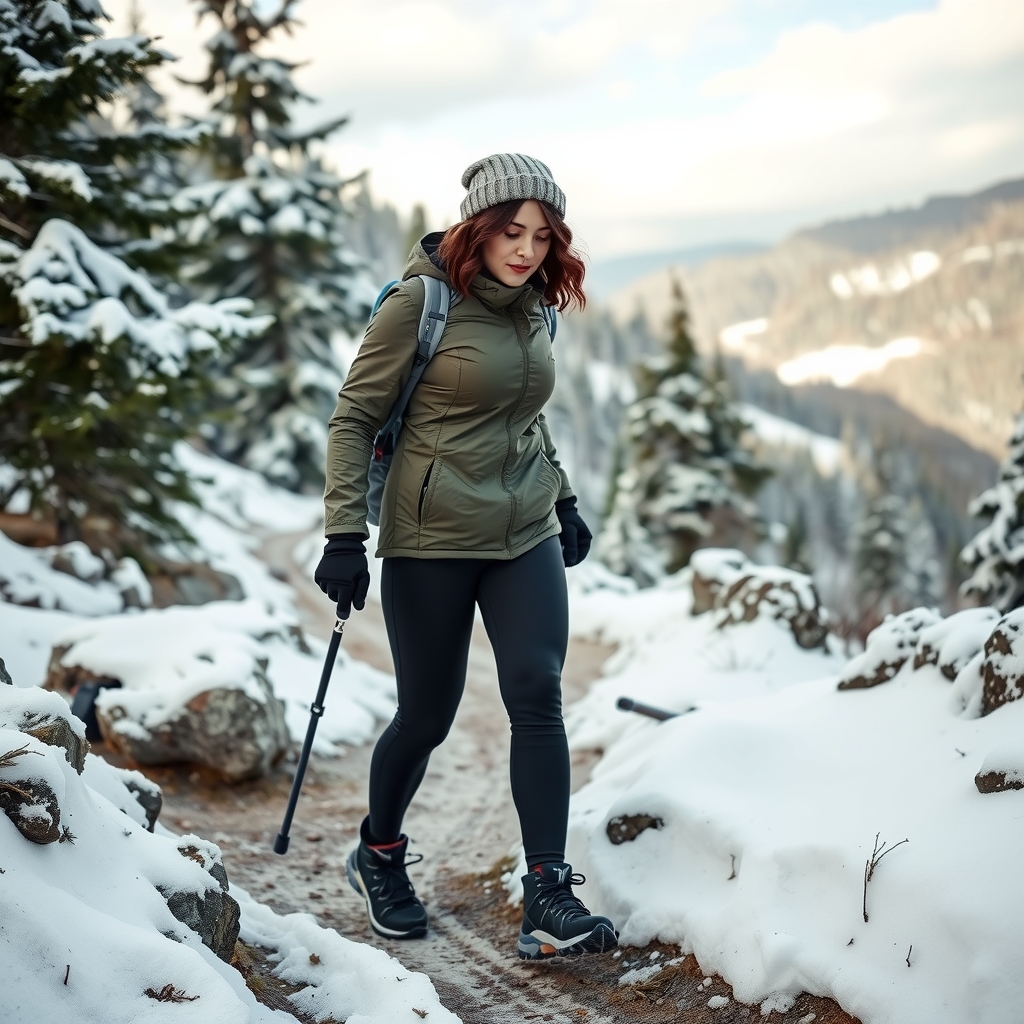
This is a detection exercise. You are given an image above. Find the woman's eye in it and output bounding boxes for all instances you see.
[505,232,521,239]
[537,236,551,244]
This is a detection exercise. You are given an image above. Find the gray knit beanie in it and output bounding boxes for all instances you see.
[460,153,566,221]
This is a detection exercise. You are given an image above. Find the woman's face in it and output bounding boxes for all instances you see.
[480,200,552,288]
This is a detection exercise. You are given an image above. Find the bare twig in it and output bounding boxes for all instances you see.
[862,832,910,923]
[906,944,913,967]
[144,985,198,1003]
[64,965,70,985]
[0,743,42,770]
[727,854,737,880]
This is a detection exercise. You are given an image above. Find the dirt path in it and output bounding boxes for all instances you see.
[145,532,858,1024]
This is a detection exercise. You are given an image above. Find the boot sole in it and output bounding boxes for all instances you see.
[346,850,429,940]
[517,922,618,960]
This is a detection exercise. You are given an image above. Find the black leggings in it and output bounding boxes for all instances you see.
[369,536,569,868]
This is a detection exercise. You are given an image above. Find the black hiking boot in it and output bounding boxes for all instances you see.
[346,820,428,939]
[518,862,618,959]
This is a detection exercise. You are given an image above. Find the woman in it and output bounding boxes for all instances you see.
[315,153,617,960]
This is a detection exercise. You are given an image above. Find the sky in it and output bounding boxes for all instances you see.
[106,0,1024,262]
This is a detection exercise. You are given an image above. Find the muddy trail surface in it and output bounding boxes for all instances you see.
[121,532,860,1024]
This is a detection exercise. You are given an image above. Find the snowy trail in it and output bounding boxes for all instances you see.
[146,532,857,1023]
[153,531,616,1022]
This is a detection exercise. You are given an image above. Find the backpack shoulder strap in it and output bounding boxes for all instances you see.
[541,303,557,342]
[371,275,454,459]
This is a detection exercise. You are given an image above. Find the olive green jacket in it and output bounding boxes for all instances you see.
[324,235,574,559]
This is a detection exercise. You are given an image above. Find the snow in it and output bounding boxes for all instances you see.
[777,337,932,388]
[741,405,843,476]
[542,563,1024,1024]
[19,159,93,201]
[719,317,768,354]
[829,252,941,299]
[0,685,457,1024]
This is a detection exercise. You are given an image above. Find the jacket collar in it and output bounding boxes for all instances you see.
[408,231,543,312]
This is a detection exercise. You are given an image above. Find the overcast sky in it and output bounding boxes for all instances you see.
[107,0,1024,261]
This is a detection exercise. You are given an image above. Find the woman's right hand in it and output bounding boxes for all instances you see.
[314,534,371,619]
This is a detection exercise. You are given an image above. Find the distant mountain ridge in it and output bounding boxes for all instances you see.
[796,176,1024,255]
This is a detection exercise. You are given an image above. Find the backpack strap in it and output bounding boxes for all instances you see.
[371,275,456,461]
[541,303,557,342]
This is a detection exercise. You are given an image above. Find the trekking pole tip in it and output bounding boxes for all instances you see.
[273,833,290,855]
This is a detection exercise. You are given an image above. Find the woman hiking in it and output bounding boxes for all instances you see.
[314,153,617,960]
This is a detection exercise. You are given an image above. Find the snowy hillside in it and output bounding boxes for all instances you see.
[0,449,460,1024]
[536,554,1024,1024]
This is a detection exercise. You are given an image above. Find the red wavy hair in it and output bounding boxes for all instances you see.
[437,199,586,312]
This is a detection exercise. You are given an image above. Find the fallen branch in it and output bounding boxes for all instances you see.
[862,832,909,923]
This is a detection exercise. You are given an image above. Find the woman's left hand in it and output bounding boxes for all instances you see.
[555,497,592,567]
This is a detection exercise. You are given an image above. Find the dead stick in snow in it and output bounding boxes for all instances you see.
[862,832,909,922]
[616,697,695,721]
[273,606,346,855]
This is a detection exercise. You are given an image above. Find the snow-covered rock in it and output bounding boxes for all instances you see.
[0,681,457,1024]
[837,607,941,689]
[46,601,291,781]
[980,607,1024,716]
[913,606,1000,679]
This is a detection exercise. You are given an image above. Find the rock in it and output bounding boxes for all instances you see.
[690,549,749,615]
[122,772,163,831]
[975,741,1024,792]
[913,607,1001,680]
[50,541,106,584]
[22,713,89,774]
[161,837,240,961]
[44,644,106,697]
[0,687,89,774]
[607,813,664,845]
[980,609,1024,716]
[838,608,941,690]
[0,770,61,844]
[716,567,830,650]
[975,770,1024,793]
[0,657,11,685]
[96,665,289,782]
[149,561,244,608]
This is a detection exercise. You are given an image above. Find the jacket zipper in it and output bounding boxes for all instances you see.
[501,305,532,552]
[417,460,434,523]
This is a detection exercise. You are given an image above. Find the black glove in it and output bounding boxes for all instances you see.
[314,534,370,619]
[555,497,592,567]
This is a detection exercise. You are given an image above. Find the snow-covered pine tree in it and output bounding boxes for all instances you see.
[960,407,1024,611]
[852,492,911,624]
[176,0,374,492]
[597,276,768,578]
[0,0,269,552]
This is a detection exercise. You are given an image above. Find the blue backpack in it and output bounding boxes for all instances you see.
[363,275,556,526]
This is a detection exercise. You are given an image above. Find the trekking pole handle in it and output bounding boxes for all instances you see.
[616,696,691,721]
[273,609,346,855]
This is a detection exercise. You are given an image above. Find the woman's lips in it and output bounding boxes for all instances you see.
[508,264,532,274]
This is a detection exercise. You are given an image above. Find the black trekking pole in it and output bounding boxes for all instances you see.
[273,606,345,855]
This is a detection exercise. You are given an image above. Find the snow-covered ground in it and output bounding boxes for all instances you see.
[547,560,1024,1024]
[0,448,458,1024]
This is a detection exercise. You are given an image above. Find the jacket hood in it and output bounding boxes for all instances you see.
[403,231,544,311]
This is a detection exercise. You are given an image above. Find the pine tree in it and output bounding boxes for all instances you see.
[0,0,269,554]
[960,407,1024,610]
[597,276,769,578]
[852,492,911,621]
[176,0,374,492]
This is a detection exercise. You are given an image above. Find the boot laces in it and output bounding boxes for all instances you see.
[536,871,589,921]
[368,852,423,911]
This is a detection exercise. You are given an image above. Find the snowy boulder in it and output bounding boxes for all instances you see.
[1,656,11,685]
[0,531,154,614]
[913,607,1001,679]
[47,602,290,781]
[980,608,1024,716]
[160,836,241,962]
[690,548,749,614]
[715,565,830,650]
[975,741,1024,793]
[837,607,941,689]
[0,685,88,774]
[81,757,163,831]
[0,741,62,844]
